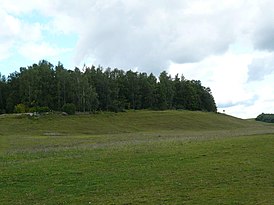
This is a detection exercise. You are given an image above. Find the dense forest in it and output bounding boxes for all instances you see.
[0,60,217,114]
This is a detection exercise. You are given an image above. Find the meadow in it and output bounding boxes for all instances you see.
[0,110,274,204]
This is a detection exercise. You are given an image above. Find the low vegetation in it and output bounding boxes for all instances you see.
[1,110,274,204]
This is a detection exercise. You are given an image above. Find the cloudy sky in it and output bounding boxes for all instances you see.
[0,0,274,118]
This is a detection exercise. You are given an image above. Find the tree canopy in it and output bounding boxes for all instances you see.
[0,60,217,114]
[255,113,274,123]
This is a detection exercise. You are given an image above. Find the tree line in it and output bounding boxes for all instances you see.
[0,60,217,114]
[255,113,274,123]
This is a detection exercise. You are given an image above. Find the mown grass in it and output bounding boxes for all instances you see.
[0,110,274,204]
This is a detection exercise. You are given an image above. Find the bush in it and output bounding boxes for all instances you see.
[29,106,50,113]
[14,104,27,113]
[37,106,50,113]
[62,103,76,115]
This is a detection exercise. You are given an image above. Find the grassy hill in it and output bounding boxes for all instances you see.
[1,110,274,204]
[0,110,272,135]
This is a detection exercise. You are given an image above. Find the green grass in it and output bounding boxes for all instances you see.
[1,110,271,136]
[0,110,274,204]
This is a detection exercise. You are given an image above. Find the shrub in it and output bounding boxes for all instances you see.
[37,106,50,113]
[62,103,76,115]
[29,106,50,113]
[14,103,27,113]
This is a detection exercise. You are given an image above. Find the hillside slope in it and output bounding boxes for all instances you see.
[1,110,273,136]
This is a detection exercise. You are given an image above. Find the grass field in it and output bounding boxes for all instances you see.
[0,110,274,204]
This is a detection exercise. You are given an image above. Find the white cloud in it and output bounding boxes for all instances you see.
[0,0,51,15]
[18,42,72,62]
[248,52,274,81]
[35,0,270,74]
[0,11,21,37]
[226,96,274,119]
[0,9,19,59]
[2,0,273,71]
[71,0,242,71]
[0,41,13,61]
[0,7,44,63]
[252,0,274,51]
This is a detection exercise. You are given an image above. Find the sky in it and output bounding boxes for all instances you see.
[0,0,274,119]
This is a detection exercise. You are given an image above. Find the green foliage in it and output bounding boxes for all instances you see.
[0,74,6,113]
[62,103,76,115]
[14,103,27,113]
[29,106,50,113]
[256,113,274,123]
[1,60,217,113]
